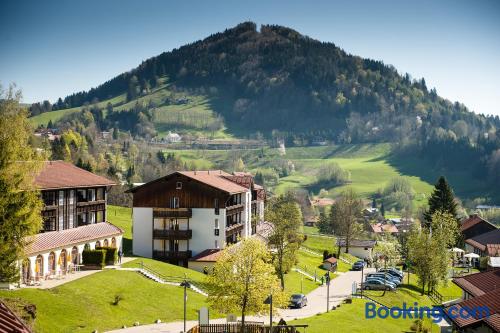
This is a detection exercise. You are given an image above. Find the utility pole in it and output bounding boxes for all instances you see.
[361,263,364,298]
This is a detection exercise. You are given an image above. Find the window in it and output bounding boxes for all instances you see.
[69,214,73,229]
[77,189,87,202]
[88,189,96,202]
[97,211,104,223]
[89,212,96,224]
[58,191,64,205]
[176,182,182,190]
[58,214,63,230]
[69,190,74,205]
[215,219,219,229]
[171,197,179,208]
[214,198,219,215]
[96,188,104,200]
[215,240,219,249]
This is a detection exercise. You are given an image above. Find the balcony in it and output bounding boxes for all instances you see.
[153,229,192,239]
[153,208,192,218]
[153,250,192,260]
[77,199,106,207]
[226,222,244,233]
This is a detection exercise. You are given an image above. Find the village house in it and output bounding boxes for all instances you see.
[336,239,376,259]
[461,215,498,240]
[6,161,123,289]
[127,170,265,268]
[444,269,500,332]
[322,257,338,272]
[465,229,500,257]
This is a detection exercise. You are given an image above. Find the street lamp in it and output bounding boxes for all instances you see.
[264,294,273,333]
[180,279,191,333]
[325,271,331,312]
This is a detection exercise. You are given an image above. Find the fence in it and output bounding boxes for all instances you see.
[428,288,459,305]
[188,323,308,333]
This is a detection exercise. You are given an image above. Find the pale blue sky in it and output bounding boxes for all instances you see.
[1,0,499,115]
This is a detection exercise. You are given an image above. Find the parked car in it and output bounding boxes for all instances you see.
[365,276,397,288]
[290,294,308,308]
[378,268,404,279]
[352,260,366,271]
[362,278,396,291]
[366,273,401,285]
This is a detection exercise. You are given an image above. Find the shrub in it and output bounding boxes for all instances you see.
[96,246,118,265]
[82,250,106,268]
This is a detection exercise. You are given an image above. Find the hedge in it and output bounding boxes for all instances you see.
[82,250,106,268]
[96,246,118,265]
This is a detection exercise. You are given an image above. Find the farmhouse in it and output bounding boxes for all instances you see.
[465,229,500,257]
[9,161,123,288]
[336,239,376,259]
[127,170,265,267]
[461,215,498,240]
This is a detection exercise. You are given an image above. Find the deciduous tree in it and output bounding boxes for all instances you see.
[0,85,43,283]
[206,238,287,331]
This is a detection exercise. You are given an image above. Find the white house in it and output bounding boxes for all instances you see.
[336,239,376,260]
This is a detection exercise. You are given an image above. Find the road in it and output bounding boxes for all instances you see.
[106,268,375,333]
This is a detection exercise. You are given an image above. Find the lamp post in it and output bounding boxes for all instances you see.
[325,271,331,312]
[361,262,364,298]
[264,293,273,333]
[180,278,191,333]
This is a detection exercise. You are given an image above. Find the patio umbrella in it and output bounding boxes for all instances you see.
[464,253,480,259]
[450,247,464,253]
[35,261,40,274]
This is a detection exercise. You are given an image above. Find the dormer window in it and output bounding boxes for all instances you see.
[176,182,182,190]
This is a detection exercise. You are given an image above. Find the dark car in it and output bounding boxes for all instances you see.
[290,294,308,308]
[352,260,366,271]
[378,268,404,279]
[366,273,401,285]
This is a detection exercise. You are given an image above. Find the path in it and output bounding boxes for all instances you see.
[106,268,375,333]
[24,257,135,289]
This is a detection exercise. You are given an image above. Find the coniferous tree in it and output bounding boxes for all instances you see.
[423,176,457,227]
[380,202,385,217]
[0,86,43,283]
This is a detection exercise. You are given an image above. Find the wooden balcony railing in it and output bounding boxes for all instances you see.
[153,250,192,260]
[153,208,192,218]
[153,229,192,239]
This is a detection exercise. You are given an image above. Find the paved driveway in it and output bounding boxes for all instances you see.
[107,268,375,333]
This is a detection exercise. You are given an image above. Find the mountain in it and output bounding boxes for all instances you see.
[43,22,499,139]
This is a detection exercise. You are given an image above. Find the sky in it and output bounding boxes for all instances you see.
[1,0,499,116]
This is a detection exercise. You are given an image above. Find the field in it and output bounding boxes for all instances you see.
[0,269,208,333]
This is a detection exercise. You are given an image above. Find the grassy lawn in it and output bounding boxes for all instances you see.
[0,270,208,333]
[289,298,437,333]
[284,270,320,295]
[107,205,132,254]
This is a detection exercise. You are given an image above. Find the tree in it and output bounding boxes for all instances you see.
[206,238,287,331]
[430,210,460,249]
[0,85,43,282]
[407,225,449,295]
[329,189,364,256]
[423,176,457,227]
[380,202,385,217]
[265,194,303,290]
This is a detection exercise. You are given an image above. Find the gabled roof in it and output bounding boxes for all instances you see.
[444,288,500,330]
[25,222,123,255]
[0,301,31,333]
[336,239,376,248]
[465,229,500,251]
[35,161,115,190]
[461,215,497,232]
[128,170,249,195]
[453,269,500,297]
[371,223,398,233]
[324,257,338,264]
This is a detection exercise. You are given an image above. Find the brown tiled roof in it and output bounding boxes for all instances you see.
[324,257,338,264]
[25,222,123,255]
[444,288,500,329]
[371,223,398,233]
[0,301,31,333]
[188,249,222,262]
[453,269,500,297]
[178,171,248,194]
[461,215,496,232]
[35,161,115,190]
[487,244,500,256]
[465,229,500,251]
[337,238,376,248]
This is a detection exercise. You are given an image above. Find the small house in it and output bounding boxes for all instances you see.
[336,239,376,260]
[323,257,338,272]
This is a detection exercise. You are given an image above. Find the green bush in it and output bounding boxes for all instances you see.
[96,247,118,265]
[82,250,106,268]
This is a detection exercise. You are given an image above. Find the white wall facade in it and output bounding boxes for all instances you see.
[190,208,226,256]
[340,246,373,260]
[132,207,153,258]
